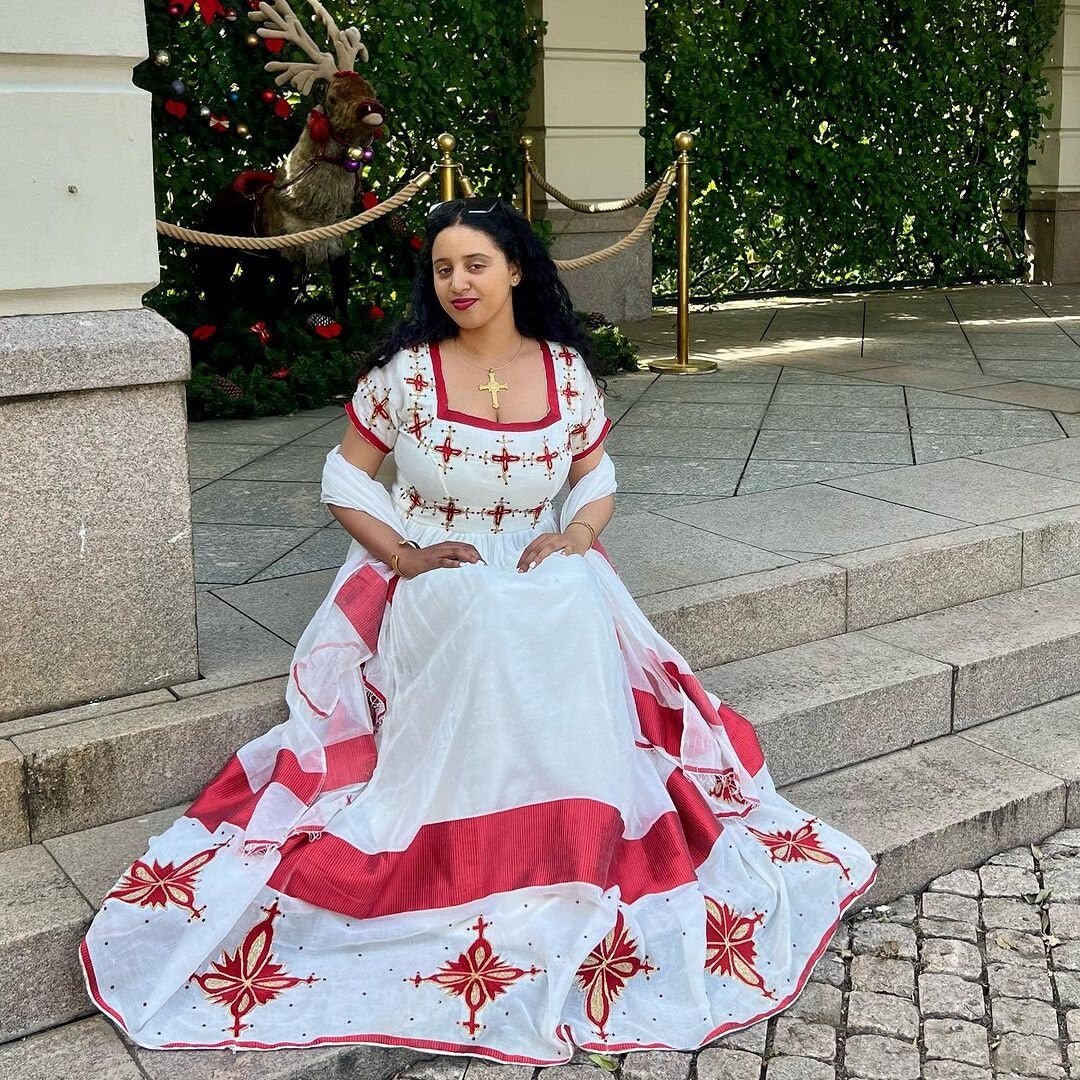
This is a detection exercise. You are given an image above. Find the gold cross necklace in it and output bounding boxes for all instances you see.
[454,335,526,409]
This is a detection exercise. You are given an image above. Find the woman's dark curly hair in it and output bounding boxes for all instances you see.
[360,198,600,379]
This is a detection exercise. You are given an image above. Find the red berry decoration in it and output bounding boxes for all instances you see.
[261,89,277,104]
[273,98,293,119]
[269,367,291,379]
[167,1,184,15]
[361,191,379,211]
[246,0,261,8]
[191,323,217,341]
[368,304,385,320]
[409,235,423,251]
[164,99,189,119]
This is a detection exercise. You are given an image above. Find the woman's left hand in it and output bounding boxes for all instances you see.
[517,530,589,572]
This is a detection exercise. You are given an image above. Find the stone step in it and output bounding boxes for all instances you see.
[697,631,954,787]
[4,693,1075,1055]
[8,571,1080,850]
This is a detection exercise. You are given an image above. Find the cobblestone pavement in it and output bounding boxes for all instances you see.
[530,826,1080,1080]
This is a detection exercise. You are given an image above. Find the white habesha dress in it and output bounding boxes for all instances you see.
[80,339,877,1064]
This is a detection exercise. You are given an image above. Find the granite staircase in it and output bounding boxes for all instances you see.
[4,506,1080,1076]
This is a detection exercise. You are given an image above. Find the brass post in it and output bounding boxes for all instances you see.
[648,132,716,375]
[520,135,534,223]
[436,133,457,203]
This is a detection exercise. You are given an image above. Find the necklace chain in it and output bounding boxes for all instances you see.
[454,334,525,374]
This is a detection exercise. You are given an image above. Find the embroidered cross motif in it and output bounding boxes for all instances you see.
[406,407,433,441]
[405,371,431,393]
[368,393,391,423]
[560,380,581,408]
[527,502,547,525]
[434,498,465,529]
[482,500,511,533]
[489,442,522,479]
[535,441,559,474]
[433,434,464,467]
[557,346,576,367]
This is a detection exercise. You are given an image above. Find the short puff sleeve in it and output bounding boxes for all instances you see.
[346,355,403,454]
[567,350,611,460]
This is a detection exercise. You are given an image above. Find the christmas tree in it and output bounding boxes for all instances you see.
[137,0,542,419]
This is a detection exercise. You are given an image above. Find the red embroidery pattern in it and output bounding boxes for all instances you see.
[405,407,433,441]
[557,346,576,367]
[535,440,560,475]
[361,666,386,731]
[193,900,318,1037]
[433,434,464,467]
[405,371,431,393]
[434,497,465,529]
[104,840,230,921]
[575,910,656,1040]
[709,768,751,809]
[488,442,522,480]
[747,818,852,881]
[368,392,391,425]
[560,380,581,408]
[482,500,511,533]
[409,916,542,1036]
[703,897,774,999]
[401,489,553,532]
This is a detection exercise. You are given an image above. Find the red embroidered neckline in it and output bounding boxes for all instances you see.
[429,339,561,431]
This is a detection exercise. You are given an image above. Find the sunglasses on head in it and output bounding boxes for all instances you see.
[426,196,507,221]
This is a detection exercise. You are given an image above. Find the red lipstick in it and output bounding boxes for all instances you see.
[451,298,478,310]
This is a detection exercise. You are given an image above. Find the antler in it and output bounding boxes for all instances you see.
[248,0,338,96]
[306,0,370,69]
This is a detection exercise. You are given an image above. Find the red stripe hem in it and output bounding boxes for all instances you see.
[344,400,392,454]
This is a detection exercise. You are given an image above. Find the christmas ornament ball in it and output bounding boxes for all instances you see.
[260,89,277,104]
[245,33,260,46]
[347,146,365,162]
[169,79,186,96]
[153,49,171,66]
[362,146,375,163]
[224,7,238,20]
[227,91,240,103]
[236,123,251,137]
[167,2,183,16]
[199,105,212,118]
[344,158,362,173]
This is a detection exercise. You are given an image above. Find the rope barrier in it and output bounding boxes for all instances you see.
[551,165,676,272]
[527,162,666,215]
[154,170,433,250]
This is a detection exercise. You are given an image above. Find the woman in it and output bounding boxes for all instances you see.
[80,197,877,1062]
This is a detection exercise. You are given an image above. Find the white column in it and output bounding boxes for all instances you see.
[524,0,651,321]
[1028,1,1080,280]
[0,0,197,720]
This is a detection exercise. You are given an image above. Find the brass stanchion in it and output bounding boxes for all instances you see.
[649,132,716,375]
[520,135,534,223]
[436,133,458,202]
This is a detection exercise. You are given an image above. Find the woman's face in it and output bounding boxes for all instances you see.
[431,224,519,330]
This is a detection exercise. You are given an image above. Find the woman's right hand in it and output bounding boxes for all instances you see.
[396,542,485,578]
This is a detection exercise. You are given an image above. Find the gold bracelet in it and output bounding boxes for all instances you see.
[566,519,597,548]
[390,552,401,575]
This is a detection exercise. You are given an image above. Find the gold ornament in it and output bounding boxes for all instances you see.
[347,146,365,162]
[199,105,212,118]
[236,122,251,137]
[153,49,171,66]
[245,32,260,46]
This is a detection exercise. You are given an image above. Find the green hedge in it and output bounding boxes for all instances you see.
[138,0,541,418]
[643,0,1061,297]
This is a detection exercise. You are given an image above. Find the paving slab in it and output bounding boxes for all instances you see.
[977,436,1080,481]
[826,524,1022,630]
[908,407,1063,437]
[761,404,909,432]
[187,440,268,480]
[617,401,767,429]
[826,457,1080,524]
[0,844,93,1040]
[0,1017,144,1080]
[905,388,1018,410]
[230,444,349,482]
[662,484,966,557]
[736,459,896,494]
[195,591,297,677]
[863,575,1080,727]
[0,740,27,853]
[11,679,287,840]
[596,510,793,596]
[698,631,952,785]
[749,429,913,464]
[210,570,337,649]
[636,561,846,669]
[637,380,775,403]
[780,733,1065,904]
[963,696,1080,825]
[186,415,335,445]
[770,383,905,406]
[249,524,354,582]
[605,424,757,458]
[956,381,1080,413]
[193,523,316,585]
[913,433,1058,463]
[607,455,745,497]
[851,366,1009,391]
[190,479,332,527]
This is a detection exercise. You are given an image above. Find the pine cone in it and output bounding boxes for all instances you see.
[386,213,408,238]
[585,311,611,331]
[211,374,244,400]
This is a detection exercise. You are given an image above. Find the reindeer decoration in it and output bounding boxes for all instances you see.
[196,0,387,330]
